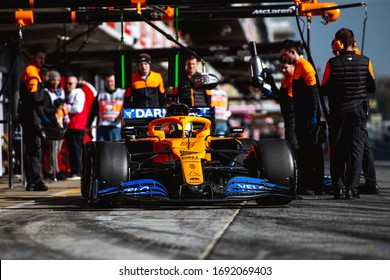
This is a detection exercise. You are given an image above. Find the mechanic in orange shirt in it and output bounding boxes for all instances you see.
[18,44,50,191]
[125,53,165,108]
[280,39,324,195]
[262,55,298,154]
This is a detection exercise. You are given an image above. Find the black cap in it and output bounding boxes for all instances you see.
[137,53,151,64]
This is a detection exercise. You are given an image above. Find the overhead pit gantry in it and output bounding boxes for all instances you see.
[0,1,345,26]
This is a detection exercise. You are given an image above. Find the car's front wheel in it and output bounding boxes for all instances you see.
[246,139,296,205]
[81,141,129,206]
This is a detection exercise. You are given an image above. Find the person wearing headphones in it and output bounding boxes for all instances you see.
[280,40,324,195]
[322,28,376,199]
[125,53,165,108]
[331,39,379,195]
[178,55,212,107]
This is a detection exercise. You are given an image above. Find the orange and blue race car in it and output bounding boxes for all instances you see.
[81,104,297,207]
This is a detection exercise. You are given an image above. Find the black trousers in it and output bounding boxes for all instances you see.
[362,133,376,185]
[65,129,85,175]
[21,122,43,183]
[280,97,298,151]
[295,115,324,192]
[329,104,368,192]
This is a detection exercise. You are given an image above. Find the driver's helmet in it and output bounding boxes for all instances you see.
[165,103,190,117]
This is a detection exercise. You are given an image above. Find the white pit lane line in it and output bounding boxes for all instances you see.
[3,189,80,209]
[198,201,246,260]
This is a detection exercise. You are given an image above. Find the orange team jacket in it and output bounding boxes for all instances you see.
[21,65,42,93]
[126,71,165,107]
[291,57,319,118]
[281,70,293,98]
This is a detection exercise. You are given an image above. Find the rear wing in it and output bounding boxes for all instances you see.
[121,106,215,138]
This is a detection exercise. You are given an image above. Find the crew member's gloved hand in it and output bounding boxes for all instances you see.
[265,75,275,86]
[41,116,51,126]
[262,83,273,98]
[262,68,274,85]
[310,114,317,128]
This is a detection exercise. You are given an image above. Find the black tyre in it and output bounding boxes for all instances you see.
[81,142,94,200]
[247,139,296,205]
[81,141,129,206]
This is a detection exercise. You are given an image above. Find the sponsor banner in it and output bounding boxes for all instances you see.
[188,107,213,117]
[123,107,213,119]
[123,108,166,119]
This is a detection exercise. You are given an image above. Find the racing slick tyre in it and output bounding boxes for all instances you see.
[81,143,93,200]
[247,139,296,205]
[81,141,129,206]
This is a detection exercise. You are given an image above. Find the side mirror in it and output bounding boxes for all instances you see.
[189,73,219,90]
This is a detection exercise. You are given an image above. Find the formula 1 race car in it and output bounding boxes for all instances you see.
[81,104,297,207]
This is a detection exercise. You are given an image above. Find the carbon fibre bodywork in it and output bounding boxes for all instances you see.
[81,108,297,206]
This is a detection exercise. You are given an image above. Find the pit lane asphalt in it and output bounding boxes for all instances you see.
[0,161,389,260]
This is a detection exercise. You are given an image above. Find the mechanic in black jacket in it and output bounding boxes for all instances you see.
[331,38,379,195]
[280,40,324,195]
[178,55,212,107]
[321,28,376,199]
[18,45,51,191]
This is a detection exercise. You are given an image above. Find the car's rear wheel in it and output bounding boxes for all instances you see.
[247,139,296,205]
[81,142,94,200]
[81,141,129,206]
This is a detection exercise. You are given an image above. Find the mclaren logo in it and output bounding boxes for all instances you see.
[252,5,295,15]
